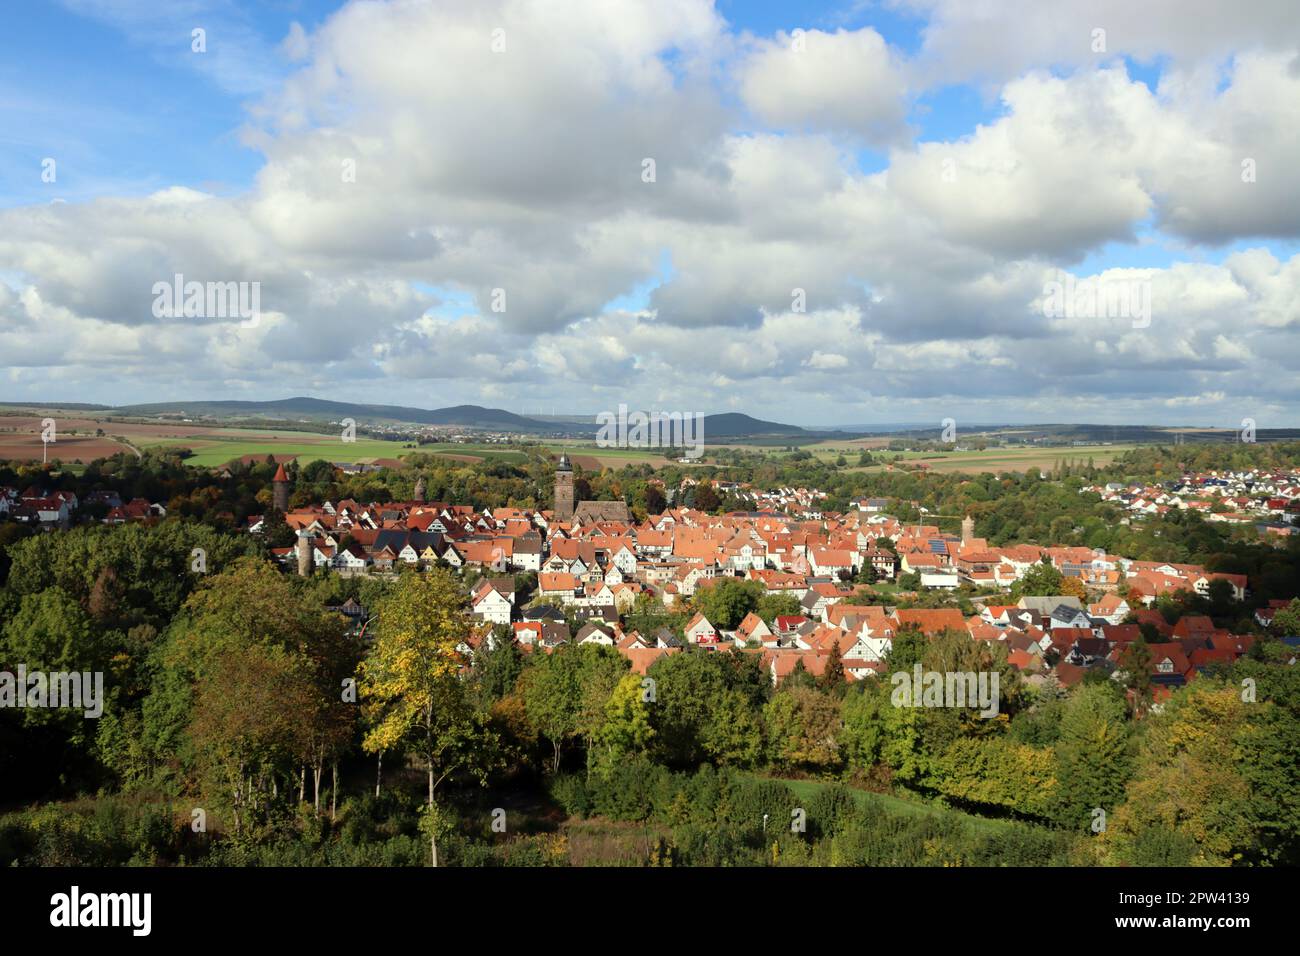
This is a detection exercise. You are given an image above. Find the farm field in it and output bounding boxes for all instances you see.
[540,441,701,470]
[0,414,133,463]
[174,438,412,468]
[829,443,1145,474]
[0,414,413,468]
[408,443,531,465]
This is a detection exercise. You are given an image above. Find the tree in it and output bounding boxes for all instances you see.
[1107,686,1252,866]
[692,483,720,512]
[840,685,887,772]
[0,586,103,750]
[1272,598,1300,637]
[1052,683,1132,830]
[782,658,817,691]
[763,686,842,774]
[756,592,801,623]
[360,568,492,866]
[696,577,762,630]
[883,625,928,673]
[521,645,584,774]
[471,629,524,705]
[1117,639,1153,716]
[596,673,655,768]
[642,485,666,514]
[188,641,316,836]
[647,651,765,766]
[1059,576,1087,600]
[575,645,631,776]
[1013,560,1064,599]
[819,640,845,692]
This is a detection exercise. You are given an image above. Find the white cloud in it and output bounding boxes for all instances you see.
[738,28,909,144]
[2,0,1299,424]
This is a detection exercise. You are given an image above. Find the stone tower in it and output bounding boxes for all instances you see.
[272,461,290,512]
[297,531,313,577]
[413,475,426,504]
[961,514,975,545]
[554,454,574,521]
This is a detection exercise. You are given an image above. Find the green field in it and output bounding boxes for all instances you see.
[542,441,685,469]
[408,442,532,465]
[803,442,1146,474]
[135,428,413,468]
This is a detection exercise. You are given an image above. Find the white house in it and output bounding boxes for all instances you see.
[471,582,513,625]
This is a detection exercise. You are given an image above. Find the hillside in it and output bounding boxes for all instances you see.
[109,397,559,431]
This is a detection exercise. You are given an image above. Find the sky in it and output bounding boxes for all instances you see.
[1,0,1298,428]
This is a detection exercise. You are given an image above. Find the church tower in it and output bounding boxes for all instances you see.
[272,461,290,512]
[554,454,574,521]
[961,514,975,545]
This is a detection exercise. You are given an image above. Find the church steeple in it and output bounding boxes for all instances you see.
[554,454,574,521]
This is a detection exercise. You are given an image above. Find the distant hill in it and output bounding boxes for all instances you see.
[0,394,1000,441]
[109,397,560,431]
[0,401,112,411]
[701,412,810,438]
[100,398,838,439]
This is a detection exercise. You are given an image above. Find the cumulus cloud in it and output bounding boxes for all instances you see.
[2,0,1298,424]
[738,28,910,144]
[900,0,1300,86]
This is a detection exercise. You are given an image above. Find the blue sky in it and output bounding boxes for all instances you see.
[2,1,1298,426]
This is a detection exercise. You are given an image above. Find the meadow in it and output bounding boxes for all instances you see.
[803,441,1144,474]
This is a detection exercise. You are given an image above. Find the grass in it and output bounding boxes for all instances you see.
[408,442,531,465]
[752,774,1019,836]
[560,818,670,866]
[541,441,690,469]
[136,430,414,468]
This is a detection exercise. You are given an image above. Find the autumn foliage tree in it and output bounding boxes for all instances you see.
[360,568,496,866]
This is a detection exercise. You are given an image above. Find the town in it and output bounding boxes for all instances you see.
[7,454,1296,711]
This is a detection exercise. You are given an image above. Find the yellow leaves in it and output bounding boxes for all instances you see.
[359,568,471,754]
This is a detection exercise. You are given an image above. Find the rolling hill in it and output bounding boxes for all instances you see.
[108,397,557,431]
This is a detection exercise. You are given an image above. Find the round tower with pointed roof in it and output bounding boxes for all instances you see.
[272,460,290,512]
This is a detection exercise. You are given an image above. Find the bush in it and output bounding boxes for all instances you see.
[806,784,858,839]
[590,759,666,822]
[547,774,592,819]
